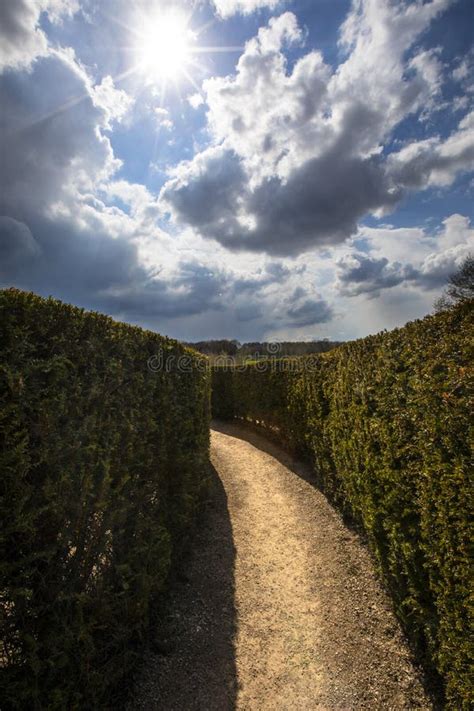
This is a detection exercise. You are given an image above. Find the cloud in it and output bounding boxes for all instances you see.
[232,261,291,293]
[162,2,462,257]
[336,253,416,297]
[97,261,228,320]
[388,111,474,189]
[235,302,263,322]
[154,107,174,130]
[202,12,313,183]
[0,0,78,71]
[0,217,41,278]
[187,92,204,109]
[212,0,283,19]
[0,52,118,215]
[0,48,228,323]
[452,49,474,96]
[1,0,471,342]
[241,151,397,255]
[0,44,326,333]
[0,0,48,71]
[103,181,161,223]
[414,214,474,288]
[162,145,398,256]
[336,214,474,296]
[285,297,334,326]
[161,146,247,243]
[92,76,134,128]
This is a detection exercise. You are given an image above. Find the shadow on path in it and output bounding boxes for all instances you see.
[129,464,237,711]
[212,419,441,710]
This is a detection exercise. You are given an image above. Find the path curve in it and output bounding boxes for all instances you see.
[130,423,431,710]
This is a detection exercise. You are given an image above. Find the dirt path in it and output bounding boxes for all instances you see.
[130,423,431,710]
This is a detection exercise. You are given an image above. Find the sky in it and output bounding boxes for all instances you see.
[0,0,473,342]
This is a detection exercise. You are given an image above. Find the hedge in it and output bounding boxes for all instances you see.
[0,289,210,709]
[212,301,473,709]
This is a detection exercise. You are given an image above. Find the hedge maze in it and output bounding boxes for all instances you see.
[0,289,210,709]
[212,301,473,709]
[1,287,471,708]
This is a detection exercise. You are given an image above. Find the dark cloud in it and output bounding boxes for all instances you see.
[0,53,228,323]
[232,261,291,293]
[163,147,399,257]
[0,54,113,216]
[245,151,399,255]
[96,261,228,320]
[265,262,291,280]
[290,286,307,301]
[1,209,228,322]
[336,253,416,297]
[336,240,473,297]
[285,297,334,326]
[163,148,247,246]
[0,217,41,277]
[413,248,473,290]
[235,302,263,322]
[0,54,136,303]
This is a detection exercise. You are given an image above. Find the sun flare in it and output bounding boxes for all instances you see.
[137,11,194,81]
[125,7,241,99]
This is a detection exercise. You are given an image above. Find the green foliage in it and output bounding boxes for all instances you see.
[0,288,211,709]
[212,301,474,709]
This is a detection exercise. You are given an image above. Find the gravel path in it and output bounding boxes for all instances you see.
[129,422,431,710]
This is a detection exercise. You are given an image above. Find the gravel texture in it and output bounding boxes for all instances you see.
[129,422,431,710]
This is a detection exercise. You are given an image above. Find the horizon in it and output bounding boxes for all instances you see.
[1,0,473,342]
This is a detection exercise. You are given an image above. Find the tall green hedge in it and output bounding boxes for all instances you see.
[0,289,210,709]
[212,301,473,709]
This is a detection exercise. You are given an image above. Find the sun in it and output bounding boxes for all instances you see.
[137,10,194,82]
[122,7,241,99]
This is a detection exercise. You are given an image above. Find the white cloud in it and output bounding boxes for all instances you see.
[389,110,474,189]
[408,47,446,118]
[335,214,474,296]
[187,92,204,109]
[203,12,317,183]
[219,0,454,170]
[104,180,161,224]
[452,49,474,96]
[212,0,283,19]
[92,76,134,128]
[154,107,174,130]
[162,1,465,257]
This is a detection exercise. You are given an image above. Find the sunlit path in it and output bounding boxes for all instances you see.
[131,423,430,710]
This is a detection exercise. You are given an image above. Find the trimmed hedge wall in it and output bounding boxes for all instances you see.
[0,289,210,709]
[212,301,473,709]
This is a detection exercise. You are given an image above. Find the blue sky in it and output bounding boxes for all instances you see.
[1,0,473,342]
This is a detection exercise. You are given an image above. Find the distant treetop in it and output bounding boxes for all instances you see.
[187,339,343,359]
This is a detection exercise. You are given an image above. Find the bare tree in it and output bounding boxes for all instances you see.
[435,254,474,311]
